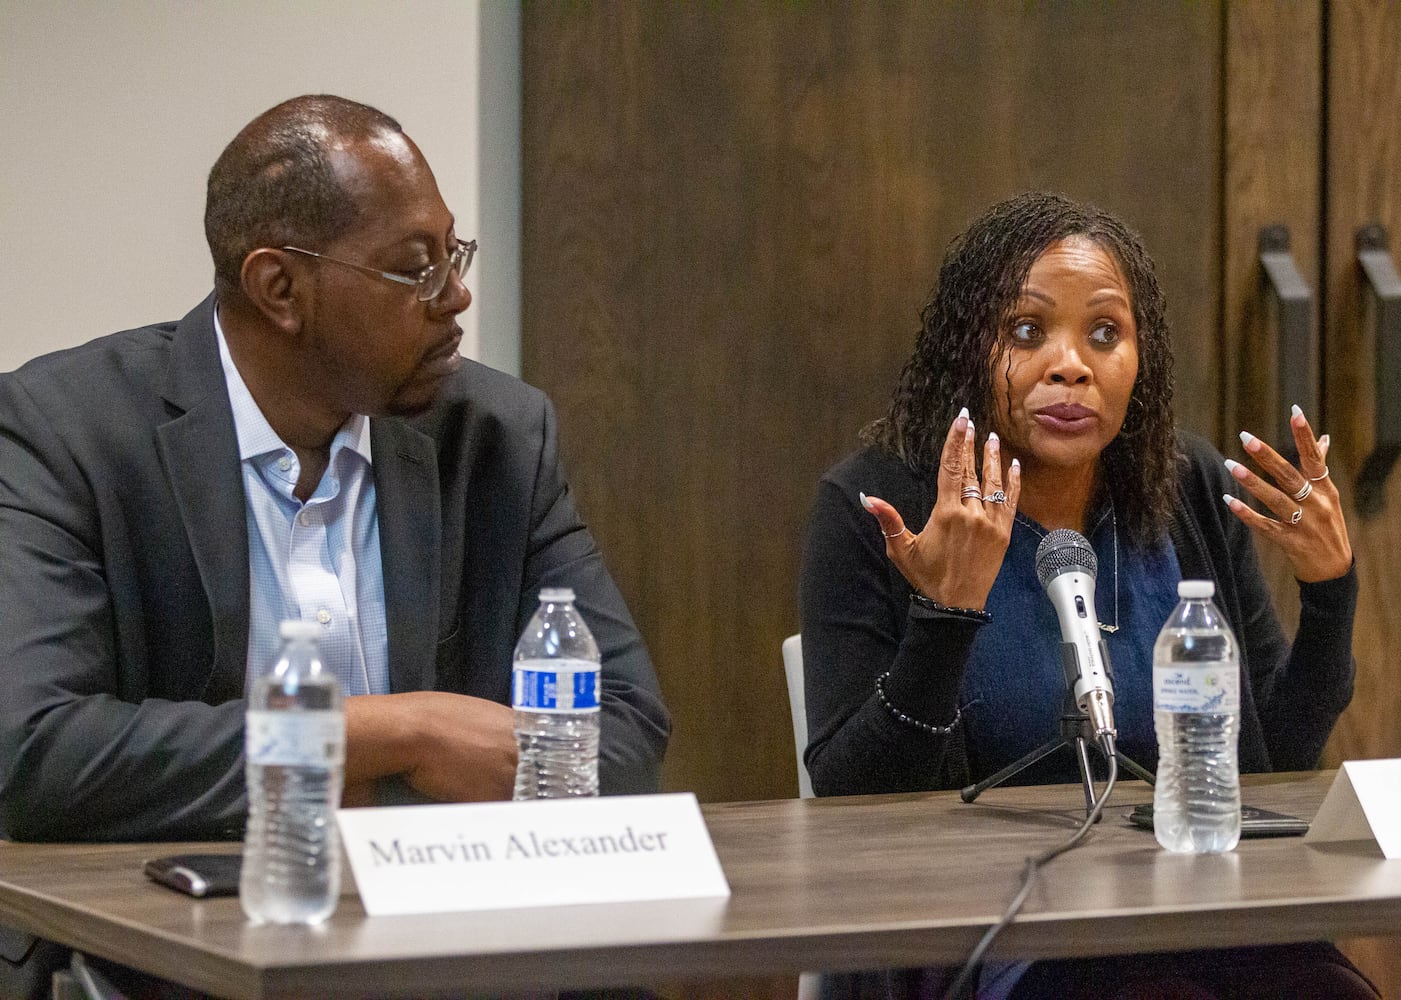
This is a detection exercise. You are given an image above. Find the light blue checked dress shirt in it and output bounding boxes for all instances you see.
[215,314,389,696]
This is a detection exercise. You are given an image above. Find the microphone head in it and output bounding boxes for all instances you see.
[1035,528,1097,588]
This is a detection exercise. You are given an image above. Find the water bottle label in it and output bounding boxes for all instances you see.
[512,658,601,712]
[1153,664,1240,714]
[246,710,346,766]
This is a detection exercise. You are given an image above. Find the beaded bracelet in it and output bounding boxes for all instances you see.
[909,592,992,624]
[874,671,963,735]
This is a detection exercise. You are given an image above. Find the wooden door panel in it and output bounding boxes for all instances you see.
[523,6,1223,805]
[1321,0,1401,781]
[1321,3,1401,994]
[1222,3,1322,462]
[1219,1,1323,658]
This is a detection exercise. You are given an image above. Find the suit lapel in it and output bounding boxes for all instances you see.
[153,297,446,699]
[372,419,442,693]
[156,296,251,703]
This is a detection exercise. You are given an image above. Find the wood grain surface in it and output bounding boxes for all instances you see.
[1221,1,1322,459]
[521,5,1224,808]
[1320,0,1401,768]
[1319,4,1401,995]
[1,773,1398,998]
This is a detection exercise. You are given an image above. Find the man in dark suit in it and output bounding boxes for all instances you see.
[0,94,669,993]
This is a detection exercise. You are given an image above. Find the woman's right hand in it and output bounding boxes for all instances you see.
[860,409,1021,610]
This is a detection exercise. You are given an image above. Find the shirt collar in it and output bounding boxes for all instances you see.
[213,305,372,466]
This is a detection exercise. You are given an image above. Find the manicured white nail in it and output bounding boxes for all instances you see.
[1291,404,1304,420]
[988,431,999,443]
[1223,493,1237,507]
[1320,434,1330,449]
[1011,458,1020,470]
[958,407,969,420]
[1239,431,1258,450]
[859,492,874,511]
[1224,459,1246,479]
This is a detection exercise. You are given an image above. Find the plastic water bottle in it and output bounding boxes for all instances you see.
[512,588,601,799]
[1152,580,1241,853]
[241,620,345,924]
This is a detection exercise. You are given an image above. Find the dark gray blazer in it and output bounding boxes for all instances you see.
[0,295,670,844]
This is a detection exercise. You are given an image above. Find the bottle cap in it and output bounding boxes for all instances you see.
[278,619,322,640]
[1177,579,1215,599]
[539,587,576,604]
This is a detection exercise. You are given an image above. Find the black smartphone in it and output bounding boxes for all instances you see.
[143,853,242,897]
[1127,803,1309,838]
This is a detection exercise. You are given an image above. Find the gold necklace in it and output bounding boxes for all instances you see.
[1015,504,1120,634]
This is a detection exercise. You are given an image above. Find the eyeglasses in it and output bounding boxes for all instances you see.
[281,238,477,302]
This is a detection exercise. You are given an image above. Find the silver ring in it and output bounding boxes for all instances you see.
[881,528,907,540]
[982,490,1008,504]
[1308,466,1330,482]
[960,486,983,500]
[1290,508,1303,525]
[1291,480,1313,503]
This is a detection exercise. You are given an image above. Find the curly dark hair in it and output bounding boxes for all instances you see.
[204,94,403,297]
[862,191,1176,547]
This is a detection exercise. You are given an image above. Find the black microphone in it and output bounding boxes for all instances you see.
[1035,529,1116,738]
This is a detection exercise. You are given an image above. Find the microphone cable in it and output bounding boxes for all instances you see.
[943,734,1121,1000]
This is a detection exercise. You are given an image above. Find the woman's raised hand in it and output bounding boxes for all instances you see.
[1224,406,1353,583]
[861,408,1022,609]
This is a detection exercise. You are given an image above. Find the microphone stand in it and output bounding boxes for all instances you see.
[960,688,1154,818]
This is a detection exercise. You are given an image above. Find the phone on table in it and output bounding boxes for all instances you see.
[1127,803,1309,838]
[143,853,242,897]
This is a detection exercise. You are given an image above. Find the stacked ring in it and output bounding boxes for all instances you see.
[1292,480,1313,503]
[960,486,983,500]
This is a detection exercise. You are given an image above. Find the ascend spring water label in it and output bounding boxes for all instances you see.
[513,658,600,712]
[246,710,346,767]
[1153,663,1241,714]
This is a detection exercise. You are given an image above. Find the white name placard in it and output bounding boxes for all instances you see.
[336,793,731,916]
[1304,759,1401,858]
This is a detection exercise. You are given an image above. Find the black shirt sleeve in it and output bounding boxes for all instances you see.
[798,450,983,795]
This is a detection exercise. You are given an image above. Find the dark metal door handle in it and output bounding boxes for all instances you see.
[1356,224,1401,515]
[1259,225,1316,455]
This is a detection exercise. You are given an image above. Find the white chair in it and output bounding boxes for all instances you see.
[781,634,815,799]
[781,634,821,1000]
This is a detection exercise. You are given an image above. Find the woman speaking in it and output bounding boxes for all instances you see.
[799,192,1372,997]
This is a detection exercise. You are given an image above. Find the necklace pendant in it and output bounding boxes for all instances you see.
[1098,623,1119,634]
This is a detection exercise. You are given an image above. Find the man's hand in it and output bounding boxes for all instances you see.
[344,692,518,803]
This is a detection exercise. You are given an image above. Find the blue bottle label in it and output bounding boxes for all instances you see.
[246,710,346,766]
[512,658,601,712]
[1153,661,1240,714]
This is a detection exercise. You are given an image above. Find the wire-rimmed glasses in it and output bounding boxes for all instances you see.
[281,238,477,302]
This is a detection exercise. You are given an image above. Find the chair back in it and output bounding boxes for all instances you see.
[781,634,815,799]
[781,634,823,1000]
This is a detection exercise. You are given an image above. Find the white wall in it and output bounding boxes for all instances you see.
[0,1,520,375]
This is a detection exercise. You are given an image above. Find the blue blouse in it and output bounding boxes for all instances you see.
[957,506,1182,784]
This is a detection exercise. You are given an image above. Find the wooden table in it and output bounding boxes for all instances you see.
[0,772,1397,998]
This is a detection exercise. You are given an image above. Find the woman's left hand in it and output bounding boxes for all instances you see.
[1224,406,1353,582]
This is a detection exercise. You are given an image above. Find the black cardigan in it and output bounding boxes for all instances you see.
[798,432,1357,797]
